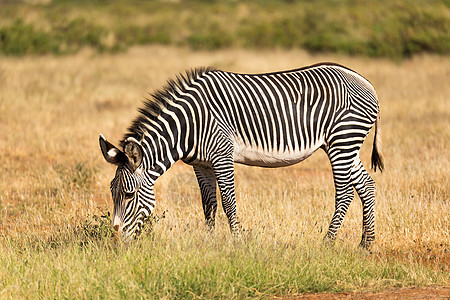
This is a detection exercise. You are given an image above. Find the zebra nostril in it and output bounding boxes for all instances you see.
[113,224,120,232]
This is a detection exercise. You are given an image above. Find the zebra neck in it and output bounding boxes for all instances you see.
[139,109,192,176]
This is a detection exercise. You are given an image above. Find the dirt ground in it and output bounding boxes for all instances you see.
[292,286,450,299]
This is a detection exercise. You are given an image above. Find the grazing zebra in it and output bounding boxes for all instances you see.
[99,63,384,248]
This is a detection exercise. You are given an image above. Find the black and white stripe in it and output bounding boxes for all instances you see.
[100,63,383,248]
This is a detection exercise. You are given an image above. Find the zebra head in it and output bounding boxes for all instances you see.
[99,134,155,242]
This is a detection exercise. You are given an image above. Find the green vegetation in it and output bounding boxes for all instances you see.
[0,0,448,58]
[1,213,447,299]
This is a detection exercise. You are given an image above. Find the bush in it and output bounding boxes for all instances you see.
[0,19,57,55]
[0,0,448,59]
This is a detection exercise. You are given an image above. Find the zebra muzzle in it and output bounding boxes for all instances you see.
[112,215,123,235]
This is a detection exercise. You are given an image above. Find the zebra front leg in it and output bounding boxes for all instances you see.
[351,159,376,250]
[193,164,218,230]
[323,149,355,246]
[212,156,240,235]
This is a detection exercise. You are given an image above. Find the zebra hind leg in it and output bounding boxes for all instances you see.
[323,149,356,246]
[193,164,218,230]
[351,159,376,250]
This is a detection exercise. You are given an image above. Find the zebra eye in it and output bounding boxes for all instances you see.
[124,191,135,201]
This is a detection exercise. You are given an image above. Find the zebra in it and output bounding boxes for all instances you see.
[99,63,384,248]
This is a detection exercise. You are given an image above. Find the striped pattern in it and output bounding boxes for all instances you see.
[100,63,383,248]
[108,165,156,242]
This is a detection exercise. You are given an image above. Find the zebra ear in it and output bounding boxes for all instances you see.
[123,137,143,171]
[99,134,128,165]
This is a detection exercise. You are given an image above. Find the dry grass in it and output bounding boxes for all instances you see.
[0,46,448,297]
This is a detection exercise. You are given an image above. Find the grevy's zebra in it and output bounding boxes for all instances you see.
[99,63,384,248]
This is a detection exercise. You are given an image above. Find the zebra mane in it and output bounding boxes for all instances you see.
[121,66,216,147]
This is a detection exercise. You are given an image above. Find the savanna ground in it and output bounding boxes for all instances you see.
[0,45,448,298]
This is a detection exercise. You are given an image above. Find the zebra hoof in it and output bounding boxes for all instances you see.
[322,235,336,248]
[205,221,215,233]
[230,225,242,240]
[358,241,374,254]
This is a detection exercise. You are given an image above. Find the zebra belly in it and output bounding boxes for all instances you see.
[233,139,324,168]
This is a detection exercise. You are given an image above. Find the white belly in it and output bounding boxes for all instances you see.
[233,139,323,168]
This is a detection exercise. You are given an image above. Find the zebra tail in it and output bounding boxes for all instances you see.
[371,113,384,172]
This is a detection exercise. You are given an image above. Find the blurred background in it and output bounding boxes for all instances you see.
[0,0,449,59]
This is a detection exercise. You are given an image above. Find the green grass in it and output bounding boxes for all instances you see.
[0,0,449,58]
[0,216,446,299]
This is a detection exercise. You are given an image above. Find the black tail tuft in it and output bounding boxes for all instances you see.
[371,143,384,172]
[371,114,384,172]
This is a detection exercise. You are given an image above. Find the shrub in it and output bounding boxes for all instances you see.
[0,19,58,55]
[0,0,448,59]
